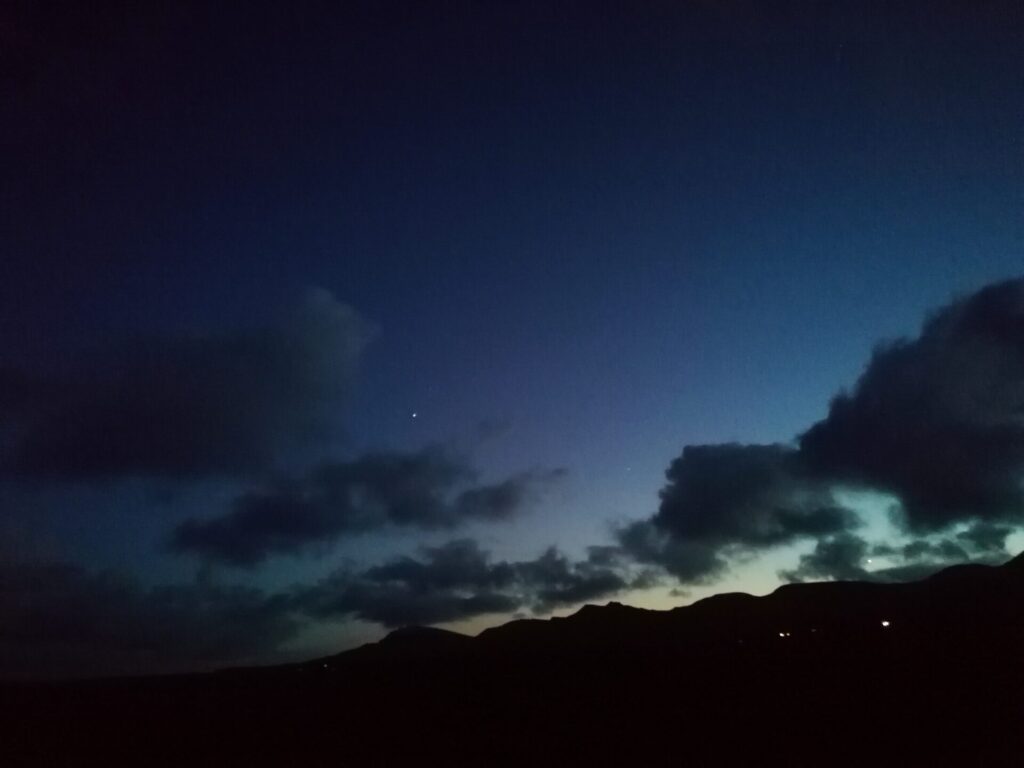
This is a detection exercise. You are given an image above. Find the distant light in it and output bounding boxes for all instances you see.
[323,663,328,668]
[866,558,873,564]
[881,620,891,628]
[412,412,418,419]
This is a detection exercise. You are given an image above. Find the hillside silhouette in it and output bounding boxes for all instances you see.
[7,553,1024,765]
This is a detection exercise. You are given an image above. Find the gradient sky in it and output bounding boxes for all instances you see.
[2,2,1023,676]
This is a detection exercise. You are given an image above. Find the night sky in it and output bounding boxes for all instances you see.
[2,1,1023,678]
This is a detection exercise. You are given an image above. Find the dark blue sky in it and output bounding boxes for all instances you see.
[2,2,1023,676]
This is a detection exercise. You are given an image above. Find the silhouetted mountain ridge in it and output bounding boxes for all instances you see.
[9,552,1024,764]
[293,551,1024,670]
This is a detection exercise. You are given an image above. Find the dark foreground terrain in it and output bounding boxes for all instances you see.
[6,553,1024,766]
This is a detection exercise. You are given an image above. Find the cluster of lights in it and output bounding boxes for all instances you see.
[776,621,892,638]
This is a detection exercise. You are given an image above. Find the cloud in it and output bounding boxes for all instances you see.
[615,278,1024,587]
[800,278,1024,531]
[0,289,371,481]
[615,519,728,583]
[454,468,566,521]
[298,540,519,627]
[900,538,969,562]
[170,448,566,566]
[616,444,855,583]
[780,523,1014,584]
[956,521,1015,553]
[295,539,641,627]
[0,541,636,677]
[782,537,955,585]
[779,534,871,583]
[516,546,639,613]
[0,563,297,679]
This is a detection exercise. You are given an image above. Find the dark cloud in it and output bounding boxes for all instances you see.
[901,538,969,562]
[616,444,855,583]
[0,563,297,679]
[651,445,848,543]
[584,545,627,568]
[780,524,1014,584]
[296,539,640,627]
[362,539,517,593]
[454,468,566,521]
[800,278,1024,531]
[298,541,521,627]
[779,534,871,583]
[0,289,370,481]
[170,449,566,566]
[889,521,1014,566]
[2,539,630,677]
[956,521,1015,554]
[616,279,1024,587]
[517,547,638,613]
[781,534,962,584]
[615,519,728,583]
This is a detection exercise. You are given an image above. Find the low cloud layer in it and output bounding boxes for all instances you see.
[780,521,1014,584]
[617,278,1024,585]
[170,448,566,566]
[296,539,648,627]
[778,534,872,583]
[0,289,370,481]
[616,443,856,582]
[0,563,297,679]
[1,540,644,676]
